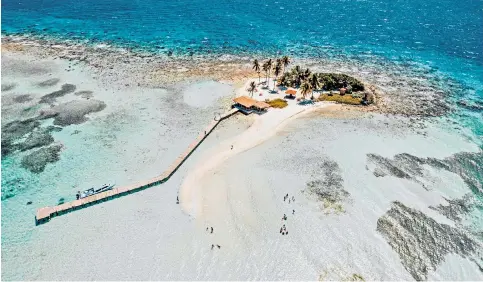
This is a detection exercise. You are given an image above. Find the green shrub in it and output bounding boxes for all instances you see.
[266,98,288,108]
[318,94,362,105]
[278,68,365,91]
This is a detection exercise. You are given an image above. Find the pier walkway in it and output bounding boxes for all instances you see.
[35,108,239,225]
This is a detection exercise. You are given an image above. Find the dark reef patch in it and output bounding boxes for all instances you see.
[39,83,76,104]
[75,90,94,99]
[1,176,26,201]
[1,118,62,157]
[377,201,482,281]
[2,118,41,141]
[13,94,33,103]
[18,130,55,151]
[1,83,16,92]
[366,152,483,196]
[429,194,474,222]
[51,99,106,126]
[20,144,63,173]
[304,160,350,213]
[37,78,60,87]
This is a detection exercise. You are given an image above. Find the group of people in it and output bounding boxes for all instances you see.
[280,193,296,236]
[211,244,221,250]
[206,226,219,250]
[280,224,288,235]
[284,194,295,204]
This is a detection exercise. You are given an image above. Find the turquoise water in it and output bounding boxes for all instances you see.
[2,0,482,132]
[1,0,482,226]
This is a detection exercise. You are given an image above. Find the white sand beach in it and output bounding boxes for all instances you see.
[1,47,482,281]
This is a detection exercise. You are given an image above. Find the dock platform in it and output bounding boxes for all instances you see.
[35,108,239,225]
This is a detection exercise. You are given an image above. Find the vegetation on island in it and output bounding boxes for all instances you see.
[265,98,288,108]
[318,94,363,105]
[249,55,375,105]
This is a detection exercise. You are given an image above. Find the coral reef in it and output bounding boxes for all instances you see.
[20,144,63,173]
[377,201,482,281]
[39,83,76,104]
[51,99,106,126]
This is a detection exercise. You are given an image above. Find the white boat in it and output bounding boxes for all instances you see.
[76,183,115,199]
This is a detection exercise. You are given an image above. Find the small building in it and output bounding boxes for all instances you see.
[233,96,270,114]
[285,89,297,98]
[339,88,347,95]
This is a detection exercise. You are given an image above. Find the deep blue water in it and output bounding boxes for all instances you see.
[2,0,483,61]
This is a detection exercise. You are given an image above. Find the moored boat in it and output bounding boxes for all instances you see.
[76,183,115,200]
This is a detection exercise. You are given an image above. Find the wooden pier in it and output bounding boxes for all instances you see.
[35,108,239,225]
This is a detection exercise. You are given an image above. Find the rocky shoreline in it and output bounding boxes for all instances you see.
[2,34,464,120]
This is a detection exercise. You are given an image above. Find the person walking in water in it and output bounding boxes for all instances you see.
[211,244,214,250]
[211,227,214,234]
[293,209,295,215]
[231,145,233,150]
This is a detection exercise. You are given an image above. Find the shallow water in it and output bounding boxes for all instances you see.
[1,0,483,279]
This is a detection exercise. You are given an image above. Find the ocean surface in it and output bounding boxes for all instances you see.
[2,0,483,131]
[1,0,483,279]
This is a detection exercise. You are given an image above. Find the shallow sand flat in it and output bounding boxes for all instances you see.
[2,50,482,280]
[178,110,482,280]
[1,52,242,280]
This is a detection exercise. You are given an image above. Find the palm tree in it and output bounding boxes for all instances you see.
[252,59,261,83]
[290,66,302,87]
[266,59,273,86]
[273,63,282,91]
[262,62,270,85]
[248,81,256,97]
[282,56,290,73]
[309,73,319,99]
[300,80,312,100]
[303,68,311,81]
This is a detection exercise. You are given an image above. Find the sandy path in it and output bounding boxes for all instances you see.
[179,102,339,219]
